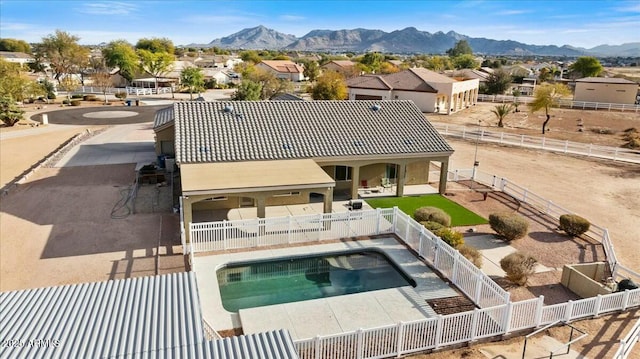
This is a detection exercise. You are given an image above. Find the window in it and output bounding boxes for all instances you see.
[204,196,228,201]
[273,191,301,197]
[386,164,398,179]
[335,166,352,181]
[616,90,626,92]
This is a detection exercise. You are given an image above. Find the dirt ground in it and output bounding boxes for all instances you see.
[1,99,638,357]
[432,102,640,147]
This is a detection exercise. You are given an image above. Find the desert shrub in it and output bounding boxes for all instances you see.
[623,138,640,149]
[62,99,71,105]
[489,212,529,241]
[435,228,464,248]
[71,94,83,99]
[458,244,482,268]
[70,100,81,106]
[589,127,614,135]
[115,92,127,100]
[413,206,451,227]
[500,252,537,286]
[83,94,97,101]
[559,214,590,237]
[420,221,445,233]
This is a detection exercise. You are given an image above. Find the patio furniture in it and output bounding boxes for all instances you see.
[381,178,393,192]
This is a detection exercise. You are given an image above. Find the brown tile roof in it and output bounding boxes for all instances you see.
[161,100,454,164]
[346,75,392,90]
[259,60,304,74]
[347,68,458,93]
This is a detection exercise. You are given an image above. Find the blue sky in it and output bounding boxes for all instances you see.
[1,0,639,48]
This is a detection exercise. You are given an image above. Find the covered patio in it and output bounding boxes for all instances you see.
[181,159,335,242]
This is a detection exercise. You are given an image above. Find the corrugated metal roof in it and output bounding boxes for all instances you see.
[0,272,204,359]
[172,100,454,164]
[195,330,299,359]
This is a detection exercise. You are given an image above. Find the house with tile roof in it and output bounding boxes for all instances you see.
[574,77,639,105]
[153,100,454,241]
[256,60,305,81]
[321,60,359,77]
[346,68,480,114]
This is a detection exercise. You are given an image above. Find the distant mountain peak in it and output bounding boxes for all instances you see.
[203,25,640,56]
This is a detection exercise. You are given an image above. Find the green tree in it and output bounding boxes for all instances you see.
[58,76,79,103]
[528,83,571,134]
[491,103,513,127]
[308,71,347,100]
[570,56,604,78]
[92,71,113,104]
[180,67,205,100]
[137,49,174,90]
[0,38,31,53]
[452,54,479,69]
[424,56,453,71]
[245,67,292,100]
[102,40,139,83]
[0,58,44,102]
[446,40,473,57]
[135,37,175,54]
[0,95,25,126]
[485,68,512,95]
[39,30,89,84]
[301,60,320,82]
[239,50,262,64]
[232,80,262,101]
[359,52,385,73]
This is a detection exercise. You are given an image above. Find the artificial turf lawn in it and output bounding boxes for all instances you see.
[365,195,487,227]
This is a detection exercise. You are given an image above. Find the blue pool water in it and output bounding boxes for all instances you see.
[217,249,416,312]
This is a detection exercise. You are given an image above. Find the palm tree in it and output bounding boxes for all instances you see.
[512,89,521,112]
[528,83,571,134]
[491,104,513,127]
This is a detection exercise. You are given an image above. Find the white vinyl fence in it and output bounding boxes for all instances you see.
[433,123,640,164]
[477,94,640,113]
[614,316,640,359]
[76,85,173,96]
[190,207,510,309]
[187,169,640,358]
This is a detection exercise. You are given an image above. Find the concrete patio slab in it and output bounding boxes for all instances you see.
[465,235,552,278]
[194,238,457,338]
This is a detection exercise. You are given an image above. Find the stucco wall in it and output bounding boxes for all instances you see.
[392,91,437,112]
[574,82,638,104]
[561,263,612,298]
[348,88,392,100]
[155,127,175,156]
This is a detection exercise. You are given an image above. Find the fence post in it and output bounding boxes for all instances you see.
[222,220,228,250]
[317,213,323,241]
[504,301,513,334]
[622,290,631,311]
[614,148,619,162]
[314,335,321,359]
[375,208,381,234]
[396,321,405,356]
[545,200,552,214]
[434,315,443,349]
[535,295,545,327]
[565,300,574,322]
[588,144,593,157]
[522,189,528,203]
[541,137,545,149]
[419,227,425,257]
[520,135,525,146]
[470,309,479,341]
[564,140,569,153]
[462,127,466,139]
[287,215,292,244]
[594,294,603,318]
[392,207,398,234]
[452,252,459,283]
[500,132,504,143]
[474,272,483,304]
[356,328,364,358]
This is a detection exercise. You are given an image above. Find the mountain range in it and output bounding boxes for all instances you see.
[201,25,640,57]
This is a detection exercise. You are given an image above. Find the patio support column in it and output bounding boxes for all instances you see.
[256,196,267,218]
[438,160,449,194]
[350,165,360,200]
[182,196,193,244]
[396,163,406,197]
[323,187,333,213]
[425,160,431,183]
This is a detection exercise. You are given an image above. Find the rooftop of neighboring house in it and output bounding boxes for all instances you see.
[258,60,304,74]
[155,100,453,164]
[322,60,356,68]
[576,77,638,85]
[347,68,460,93]
[0,51,33,59]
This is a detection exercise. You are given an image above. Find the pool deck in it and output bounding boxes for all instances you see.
[194,237,459,340]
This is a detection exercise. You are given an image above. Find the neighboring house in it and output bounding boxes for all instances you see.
[574,77,639,105]
[347,68,480,114]
[449,69,490,87]
[201,68,234,85]
[321,60,358,77]
[510,77,537,96]
[153,100,454,241]
[504,64,533,78]
[0,51,34,66]
[256,60,305,81]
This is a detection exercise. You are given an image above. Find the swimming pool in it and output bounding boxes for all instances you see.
[217,249,416,312]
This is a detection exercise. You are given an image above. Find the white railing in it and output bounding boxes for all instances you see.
[202,318,222,340]
[76,86,124,95]
[126,86,173,96]
[190,207,510,309]
[295,290,640,359]
[433,123,640,164]
[477,94,640,113]
[614,316,640,359]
